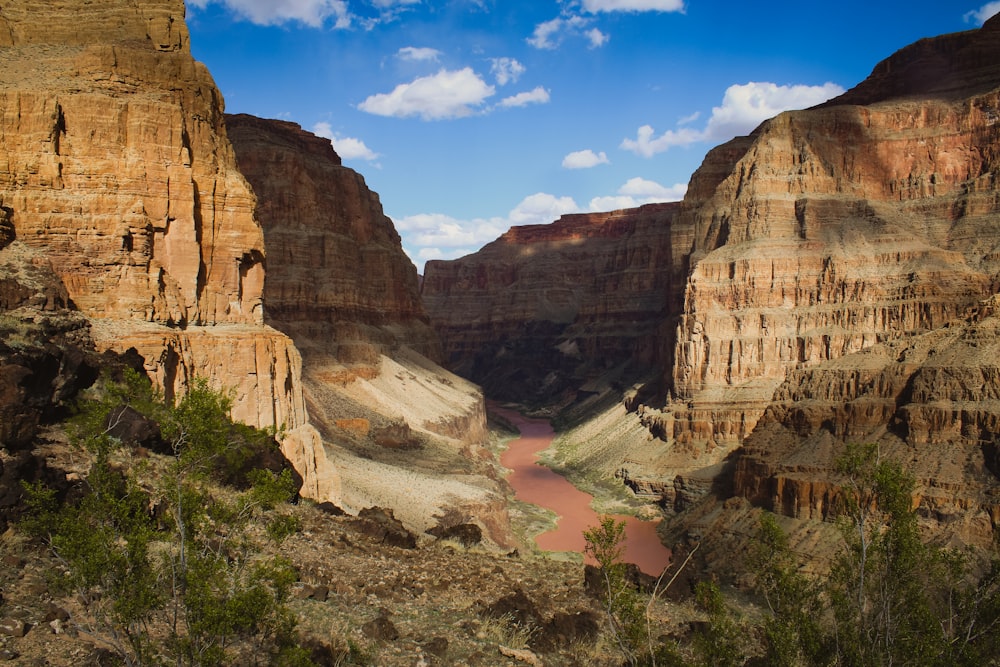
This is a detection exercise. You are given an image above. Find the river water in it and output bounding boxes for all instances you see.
[493,406,671,576]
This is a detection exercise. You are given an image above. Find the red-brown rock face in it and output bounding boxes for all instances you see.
[0,0,339,503]
[422,203,679,402]
[225,114,440,364]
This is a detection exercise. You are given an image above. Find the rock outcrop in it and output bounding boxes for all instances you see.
[422,204,679,403]
[0,0,338,503]
[226,115,510,545]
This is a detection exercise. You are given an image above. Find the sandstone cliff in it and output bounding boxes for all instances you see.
[0,0,338,503]
[422,203,679,404]
[226,115,510,545]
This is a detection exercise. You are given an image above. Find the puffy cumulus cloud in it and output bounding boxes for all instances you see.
[964,1,1000,24]
[397,46,441,62]
[359,68,496,120]
[562,149,610,169]
[186,0,350,27]
[622,80,844,157]
[499,86,551,108]
[582,0,685,12]
[491,57,526,85]
[588,177,686,211]
[702,81,845,141]
[508,193,581,225]
[311,122,379,161]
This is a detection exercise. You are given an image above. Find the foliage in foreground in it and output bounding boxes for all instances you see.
[22,370,309,666]
[583,442,1000,667]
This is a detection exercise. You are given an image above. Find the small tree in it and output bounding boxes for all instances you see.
[584,516,646,665]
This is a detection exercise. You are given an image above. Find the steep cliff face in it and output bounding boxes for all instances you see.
[226,116,510,545]
[422,203,679,403]
[0,0,338,503]
[654,13,1000,474]
[225,114,440,364]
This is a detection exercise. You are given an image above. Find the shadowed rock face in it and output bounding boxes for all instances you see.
[225,114,441,365]
[422,203,680,403]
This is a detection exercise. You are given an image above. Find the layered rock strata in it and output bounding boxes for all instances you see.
[0,0,338,503]
[422,204,679,402]
[226,115,509,545]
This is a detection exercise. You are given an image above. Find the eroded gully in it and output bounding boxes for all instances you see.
[492,405,671,576]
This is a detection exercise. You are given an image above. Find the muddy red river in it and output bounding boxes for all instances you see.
[493,406,671,576]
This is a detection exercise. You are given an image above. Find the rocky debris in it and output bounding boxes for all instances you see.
[362,611,400,641]
[0,619,27,638]
[498,645,542,666]
[426,522,483,546]
[354,506,418,549]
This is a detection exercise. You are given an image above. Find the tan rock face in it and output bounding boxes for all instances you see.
[422,203,679,402]
[422,17,1000,547]
[225,115,507,542]
[0,0,339,503]
[0,1,264,326]
[659,14,1000,462]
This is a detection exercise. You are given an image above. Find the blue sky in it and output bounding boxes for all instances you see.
[186,0,1000,271]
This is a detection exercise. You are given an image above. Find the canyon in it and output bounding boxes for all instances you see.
[423,14,1000,558]
[2,0,1000,598]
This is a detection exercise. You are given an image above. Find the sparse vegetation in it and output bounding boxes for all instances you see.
[21,370,311,666]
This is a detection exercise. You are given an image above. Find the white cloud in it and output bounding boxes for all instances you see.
[582,0,685,12]
[397,46,441,62]
[586,28,609,48]
[964,1,1000,24]
[702,81,845,141]
[622,80,845,157]
[499,86,551,108]
[588,177,687,211]
[508,193,581,225]
[528,17,566,49]
[395,193,582,270]
[359,68,496,120]
[562,149,610,169]
[311,122,379,161]
[527,15,595,49]
[186,0,350,27]
[490,57,526,85]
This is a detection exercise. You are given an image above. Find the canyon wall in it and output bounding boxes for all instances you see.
[422,203,679,403]
[226,116,509,545]
[0,0,338,502]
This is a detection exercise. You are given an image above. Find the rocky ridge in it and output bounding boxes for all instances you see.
[423,203,679,404]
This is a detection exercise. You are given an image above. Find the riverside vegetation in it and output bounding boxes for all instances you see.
[5,367,1000,665]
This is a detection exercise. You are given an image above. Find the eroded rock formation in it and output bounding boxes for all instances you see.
[0,0,338,503]
[422,204,679,403]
